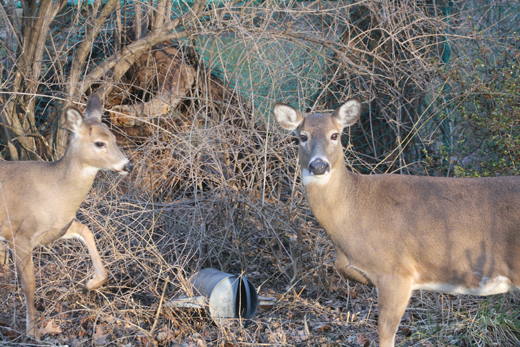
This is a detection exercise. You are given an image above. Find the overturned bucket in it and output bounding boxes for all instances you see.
[167,268,272,324]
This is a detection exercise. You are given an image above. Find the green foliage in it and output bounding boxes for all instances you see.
[444,35,520,177]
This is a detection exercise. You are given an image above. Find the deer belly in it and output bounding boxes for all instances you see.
[39,220,74,244]
[412,276,513,296]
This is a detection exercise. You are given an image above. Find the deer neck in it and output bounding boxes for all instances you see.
[53,145,99,203]
[303,164,353,232]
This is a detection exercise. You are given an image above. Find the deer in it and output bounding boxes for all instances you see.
[273,98,520,347]
[0,92,133,339]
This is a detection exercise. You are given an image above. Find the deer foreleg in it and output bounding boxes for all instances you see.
[0,242,8,266]
[335,251,374,286]
[61,221,107,292]
[376,274,413,347]
[12,243,39,340]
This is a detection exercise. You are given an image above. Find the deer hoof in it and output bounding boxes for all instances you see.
[27,324,41,341]
[84,272,108,293]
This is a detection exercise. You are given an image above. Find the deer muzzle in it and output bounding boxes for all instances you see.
[123,162,134,173]
[309,159,330,176]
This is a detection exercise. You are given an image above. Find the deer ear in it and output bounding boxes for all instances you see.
[333,98,361,128]
[273,103,304,131]
[85,93,103,122]
[65,107,84,134]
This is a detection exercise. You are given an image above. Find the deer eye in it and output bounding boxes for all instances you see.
[300,134,308,142]
[95,142,105,148]
[331,133,339,141]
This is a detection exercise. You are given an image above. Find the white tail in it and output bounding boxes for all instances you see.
[0,93,133,339]
[273,98,520,347]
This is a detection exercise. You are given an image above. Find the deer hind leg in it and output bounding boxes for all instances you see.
[61,221,107,293]
[376,274,413,347]
[12,242,40,340]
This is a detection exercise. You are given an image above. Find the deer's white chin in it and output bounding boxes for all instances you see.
[82,167,100,177]
[302,168,333,186]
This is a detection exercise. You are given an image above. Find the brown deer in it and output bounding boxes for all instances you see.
[0,93,133,339]
[273,98,520,347]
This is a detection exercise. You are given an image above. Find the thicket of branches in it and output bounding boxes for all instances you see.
[0,0,454,281]
[1,0,520,345]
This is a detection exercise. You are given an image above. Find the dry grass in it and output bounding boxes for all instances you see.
[2,186,519,346]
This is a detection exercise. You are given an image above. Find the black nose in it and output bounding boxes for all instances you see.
[309,159,329,176]
[123,162,134,173]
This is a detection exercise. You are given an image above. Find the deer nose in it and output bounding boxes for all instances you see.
[123,162,134,173]
[309,159,329,176]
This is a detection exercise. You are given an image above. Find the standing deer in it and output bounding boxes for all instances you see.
[0,93,133,339]
[273,98,520,347]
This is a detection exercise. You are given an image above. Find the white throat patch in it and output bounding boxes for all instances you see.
[82,167,100,177]
[302,168,334,186]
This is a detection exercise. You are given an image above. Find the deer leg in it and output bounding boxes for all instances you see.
[335,251,374,286]
[61,221,107,292]
[376,274,413,347]
[0,242,8,266]
[12,243,40,340]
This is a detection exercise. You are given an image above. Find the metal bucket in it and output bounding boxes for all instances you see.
[191,268,258,321]
[167,268,271,324]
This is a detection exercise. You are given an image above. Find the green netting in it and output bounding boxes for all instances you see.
[186,1,453,172]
